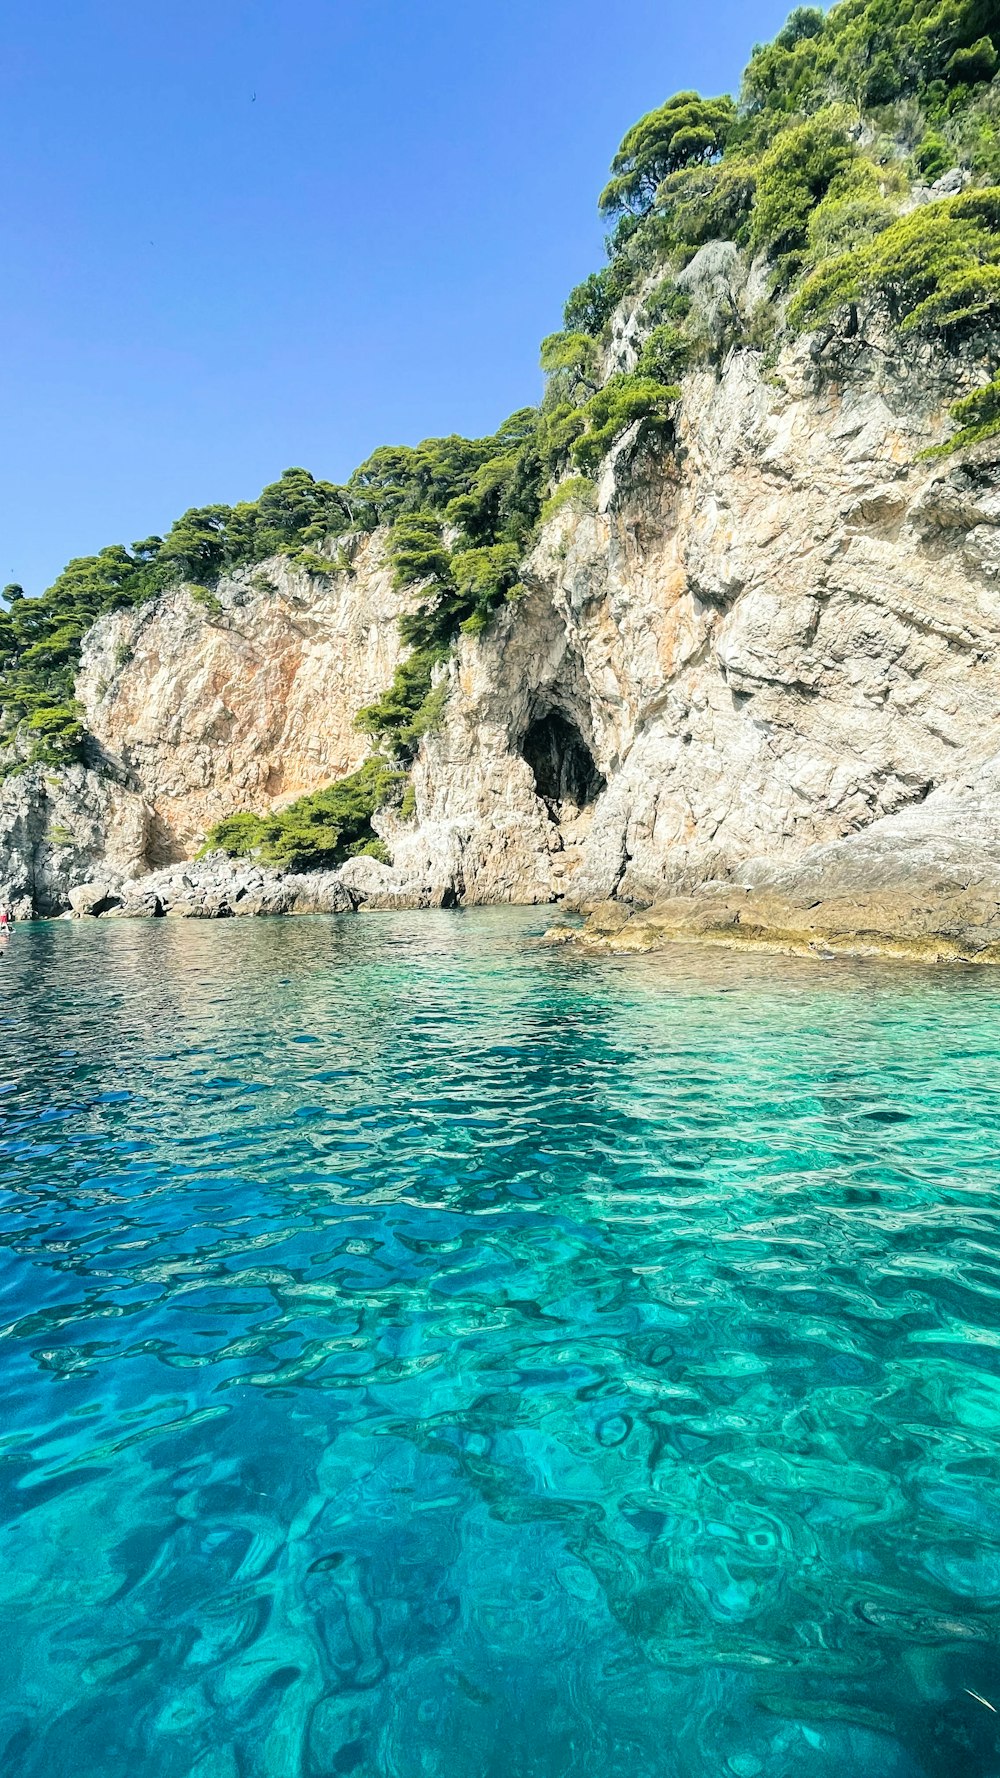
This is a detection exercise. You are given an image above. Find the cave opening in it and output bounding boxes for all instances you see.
[521,710,605,810]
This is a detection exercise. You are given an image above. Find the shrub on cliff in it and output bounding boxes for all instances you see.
[563,265,634,338]
[636,325,691,384]
[923,372,1000,453]
[598,92,737,219]
[539,478,597,525]
[571,375,680,471]
[355,653,446,758]
[742,0,1000,117]
[789,186,1000,333]
[750,112,860,261]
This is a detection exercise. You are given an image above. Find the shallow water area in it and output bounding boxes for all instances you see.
[2,907,1000,1776]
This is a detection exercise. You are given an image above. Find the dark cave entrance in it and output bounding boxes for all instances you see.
[521,711,605,810]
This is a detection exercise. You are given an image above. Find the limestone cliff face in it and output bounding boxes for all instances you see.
[76,537,406,860]
[394,330,1000,909]
[3,318,1000,919]
[0,762,151,917]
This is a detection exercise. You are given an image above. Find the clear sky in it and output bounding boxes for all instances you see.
[1,0,793,595]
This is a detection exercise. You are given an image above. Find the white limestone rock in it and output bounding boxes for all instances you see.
[4,323,1000,931]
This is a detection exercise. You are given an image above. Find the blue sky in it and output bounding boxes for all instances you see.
[1,0,792,595]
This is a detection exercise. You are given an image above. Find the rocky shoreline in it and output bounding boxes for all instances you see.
[63,851,445,922]
[53,759,1000,969]
[4,301,1000,948]
[548,892,1000,967]
[549,766,1000,967]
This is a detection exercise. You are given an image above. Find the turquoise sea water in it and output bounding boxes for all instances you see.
[2,910,1000,1777]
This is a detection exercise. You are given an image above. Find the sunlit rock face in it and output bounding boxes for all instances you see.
[74,537,408,862]
[396,331,1000,909]
[4,318,1000,918]
[0,762,151,919]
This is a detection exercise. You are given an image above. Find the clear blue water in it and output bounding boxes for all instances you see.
[2,910,1000,1777]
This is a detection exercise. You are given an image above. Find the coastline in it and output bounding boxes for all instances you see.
[548,884,1000,968]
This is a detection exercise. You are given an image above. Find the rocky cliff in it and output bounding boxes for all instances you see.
[0,539,406,914]
[3,296,1000,938]
[391,318,1000,920]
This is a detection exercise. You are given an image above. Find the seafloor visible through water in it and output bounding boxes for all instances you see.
[2,909,1000,1777]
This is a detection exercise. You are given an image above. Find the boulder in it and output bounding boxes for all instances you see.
[68,881,120,918]
[336,855,402,901]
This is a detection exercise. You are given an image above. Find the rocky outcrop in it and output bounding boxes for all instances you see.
[4,279,1000,938]
[0,761,152,918]
[550,760,1000,964]
[395,321,1000,914]
[65,850,452,921]
[105,855,357,919]
[75,538,408,861]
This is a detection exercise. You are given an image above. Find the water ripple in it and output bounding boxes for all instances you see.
[1,911,1000,1775]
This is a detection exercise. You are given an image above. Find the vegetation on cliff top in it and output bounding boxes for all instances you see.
[5,0,1000,864]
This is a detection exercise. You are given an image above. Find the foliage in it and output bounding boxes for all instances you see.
[357,528,523,748]
[452,544,524,634]
[948,35,999,85]
[350,409,554,752]
[539,330,599,377]
[806,156,904,259]
[656,157,758,249]
[571,375,680,471]
[539,478,598,525]
[566,0,1000,349]
[355,652,447,759]
[915,130,953,178]
[742,0,1000,117]
[923,373,1000,451]
[388,515,452,590]
[205,755,405,873]
[563,264,633,337]
[750,111,859,259]
[292,549,337,577]
[189,584,223,618]
[539,331,601,400]
[599,92,737,217]
[203,810,263,858]
[789,186,1000,333]
[640,279,692,328]
[636,324,691,383]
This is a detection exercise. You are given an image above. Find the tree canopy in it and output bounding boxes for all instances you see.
[599,93,737,218]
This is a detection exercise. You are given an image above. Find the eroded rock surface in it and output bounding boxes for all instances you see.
[66,850,453,921]
[75,539,408,861]
[4,313,1000,937]
[0,762,152,918]
[555,762,1000,965]
[402,330,1000,912]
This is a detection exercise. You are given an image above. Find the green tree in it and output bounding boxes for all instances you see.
[751,112,858,259]
[599,92,737,218]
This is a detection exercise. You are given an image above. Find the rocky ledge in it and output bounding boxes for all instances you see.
[549,766,1000,967]
[66,852,443,921]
